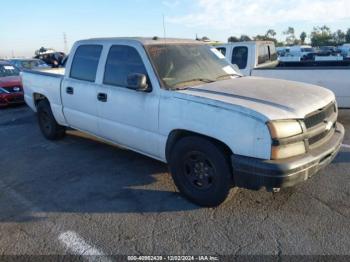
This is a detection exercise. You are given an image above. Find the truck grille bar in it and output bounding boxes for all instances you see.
[305,103,336,129]
[305,102,337,148]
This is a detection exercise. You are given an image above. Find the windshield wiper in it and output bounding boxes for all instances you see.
[216,73,241,80]
[172,78,216,90]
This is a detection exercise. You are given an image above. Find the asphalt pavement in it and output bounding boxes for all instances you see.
[0,105,349,257]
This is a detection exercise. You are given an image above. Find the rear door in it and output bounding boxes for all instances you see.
[61,45,102,135]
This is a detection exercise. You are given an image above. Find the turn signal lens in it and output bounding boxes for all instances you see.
[271,141,306,160]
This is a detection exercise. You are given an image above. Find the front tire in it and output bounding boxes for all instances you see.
[169,136,233,207]
[37,100,66,140]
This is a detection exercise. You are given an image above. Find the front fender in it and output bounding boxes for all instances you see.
[160,96,271,160]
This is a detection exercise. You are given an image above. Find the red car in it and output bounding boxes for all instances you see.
[0,61,24,107]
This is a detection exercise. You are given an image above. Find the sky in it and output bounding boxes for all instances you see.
[1,0,350,57]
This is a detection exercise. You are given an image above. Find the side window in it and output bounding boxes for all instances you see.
[258,44,277,65]
[231,46,248,69]
[258,45,269,65]
[269,45,278,61]
[104,45,149,88]
[216,47,226,56]
[70,45,102,82]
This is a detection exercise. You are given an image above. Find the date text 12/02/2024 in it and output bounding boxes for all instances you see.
[127,256,219,261]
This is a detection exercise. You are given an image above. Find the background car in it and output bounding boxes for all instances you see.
[0,61,24,107]
[317,46,339,56]
[289,45,315,60]
[276,47,290,57]
[338,44,350,59]
[8,58,50,71]
[34,51,66,68]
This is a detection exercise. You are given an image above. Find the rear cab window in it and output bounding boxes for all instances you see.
[231,46,248,69]
[70,45,103,82]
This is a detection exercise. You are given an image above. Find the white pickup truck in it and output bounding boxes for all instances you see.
[22,37,344,207]
[216,41,350,108]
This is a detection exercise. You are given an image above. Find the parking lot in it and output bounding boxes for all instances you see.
[0,105,349,257]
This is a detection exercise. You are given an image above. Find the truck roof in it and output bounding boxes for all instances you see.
[9,58,41,61]
[0,60,12,65]
[216,41,275,47]
[78,37,202,46]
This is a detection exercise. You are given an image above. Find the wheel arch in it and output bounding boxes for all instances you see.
[165,129,234,163]
[33,93,49,107]
[32,93,67,127]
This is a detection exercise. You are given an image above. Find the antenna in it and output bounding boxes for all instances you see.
[63,33,68,53]
[163,14,167,41]
[162,14,170,89]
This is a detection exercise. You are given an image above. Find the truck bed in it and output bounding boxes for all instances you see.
[25,67,65,77]
[252,67,350,108]
[277,60,350,68]
[22,68,64,116]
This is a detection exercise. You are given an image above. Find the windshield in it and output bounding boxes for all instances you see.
[0,65,20,77]
[301,48,313,52]
[20,60,48,69]
[146,44,240,89]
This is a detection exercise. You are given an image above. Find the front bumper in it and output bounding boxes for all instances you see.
[0,93,25,107]
[232,123,345,191]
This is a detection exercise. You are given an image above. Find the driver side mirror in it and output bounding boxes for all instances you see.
[127,73,151,92]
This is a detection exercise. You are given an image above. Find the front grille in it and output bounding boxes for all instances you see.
[8,96,24,103]
[305,103,336,129]
[305,102,337,148]
[308,129,333,146]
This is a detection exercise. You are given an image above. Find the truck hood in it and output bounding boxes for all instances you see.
[0,76,22,87]
[178,76,335,120]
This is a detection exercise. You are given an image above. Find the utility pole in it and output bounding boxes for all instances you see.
[63,33,68,53]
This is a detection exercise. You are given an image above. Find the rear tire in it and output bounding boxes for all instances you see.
[169,136,233,207]
[37,100,66,140]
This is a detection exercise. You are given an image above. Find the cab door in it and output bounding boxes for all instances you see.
[61,44,103,135]
[95,44,161,158]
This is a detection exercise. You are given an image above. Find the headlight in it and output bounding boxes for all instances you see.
[267,120,303,139]
[0,87,9,94]
[271,141,306,160]
[267,120,306,160]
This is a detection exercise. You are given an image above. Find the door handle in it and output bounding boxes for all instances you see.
[97,93,108,102]
[66,87,74,95]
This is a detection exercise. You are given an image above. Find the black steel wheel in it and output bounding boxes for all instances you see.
[169,136,233,207]
[37,99,66,140]
[183,151,216,191]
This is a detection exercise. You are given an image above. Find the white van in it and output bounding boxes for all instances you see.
[289,45,314,59]
[339,44,350,58]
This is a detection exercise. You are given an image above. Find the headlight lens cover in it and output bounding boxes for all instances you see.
[271,141,306,160]
[267,120,303,139]
[0,87,9,94]
[267,120,306,159]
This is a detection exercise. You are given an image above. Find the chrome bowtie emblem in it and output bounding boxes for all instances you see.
[325,121,333,131]
[13,87,21,92]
